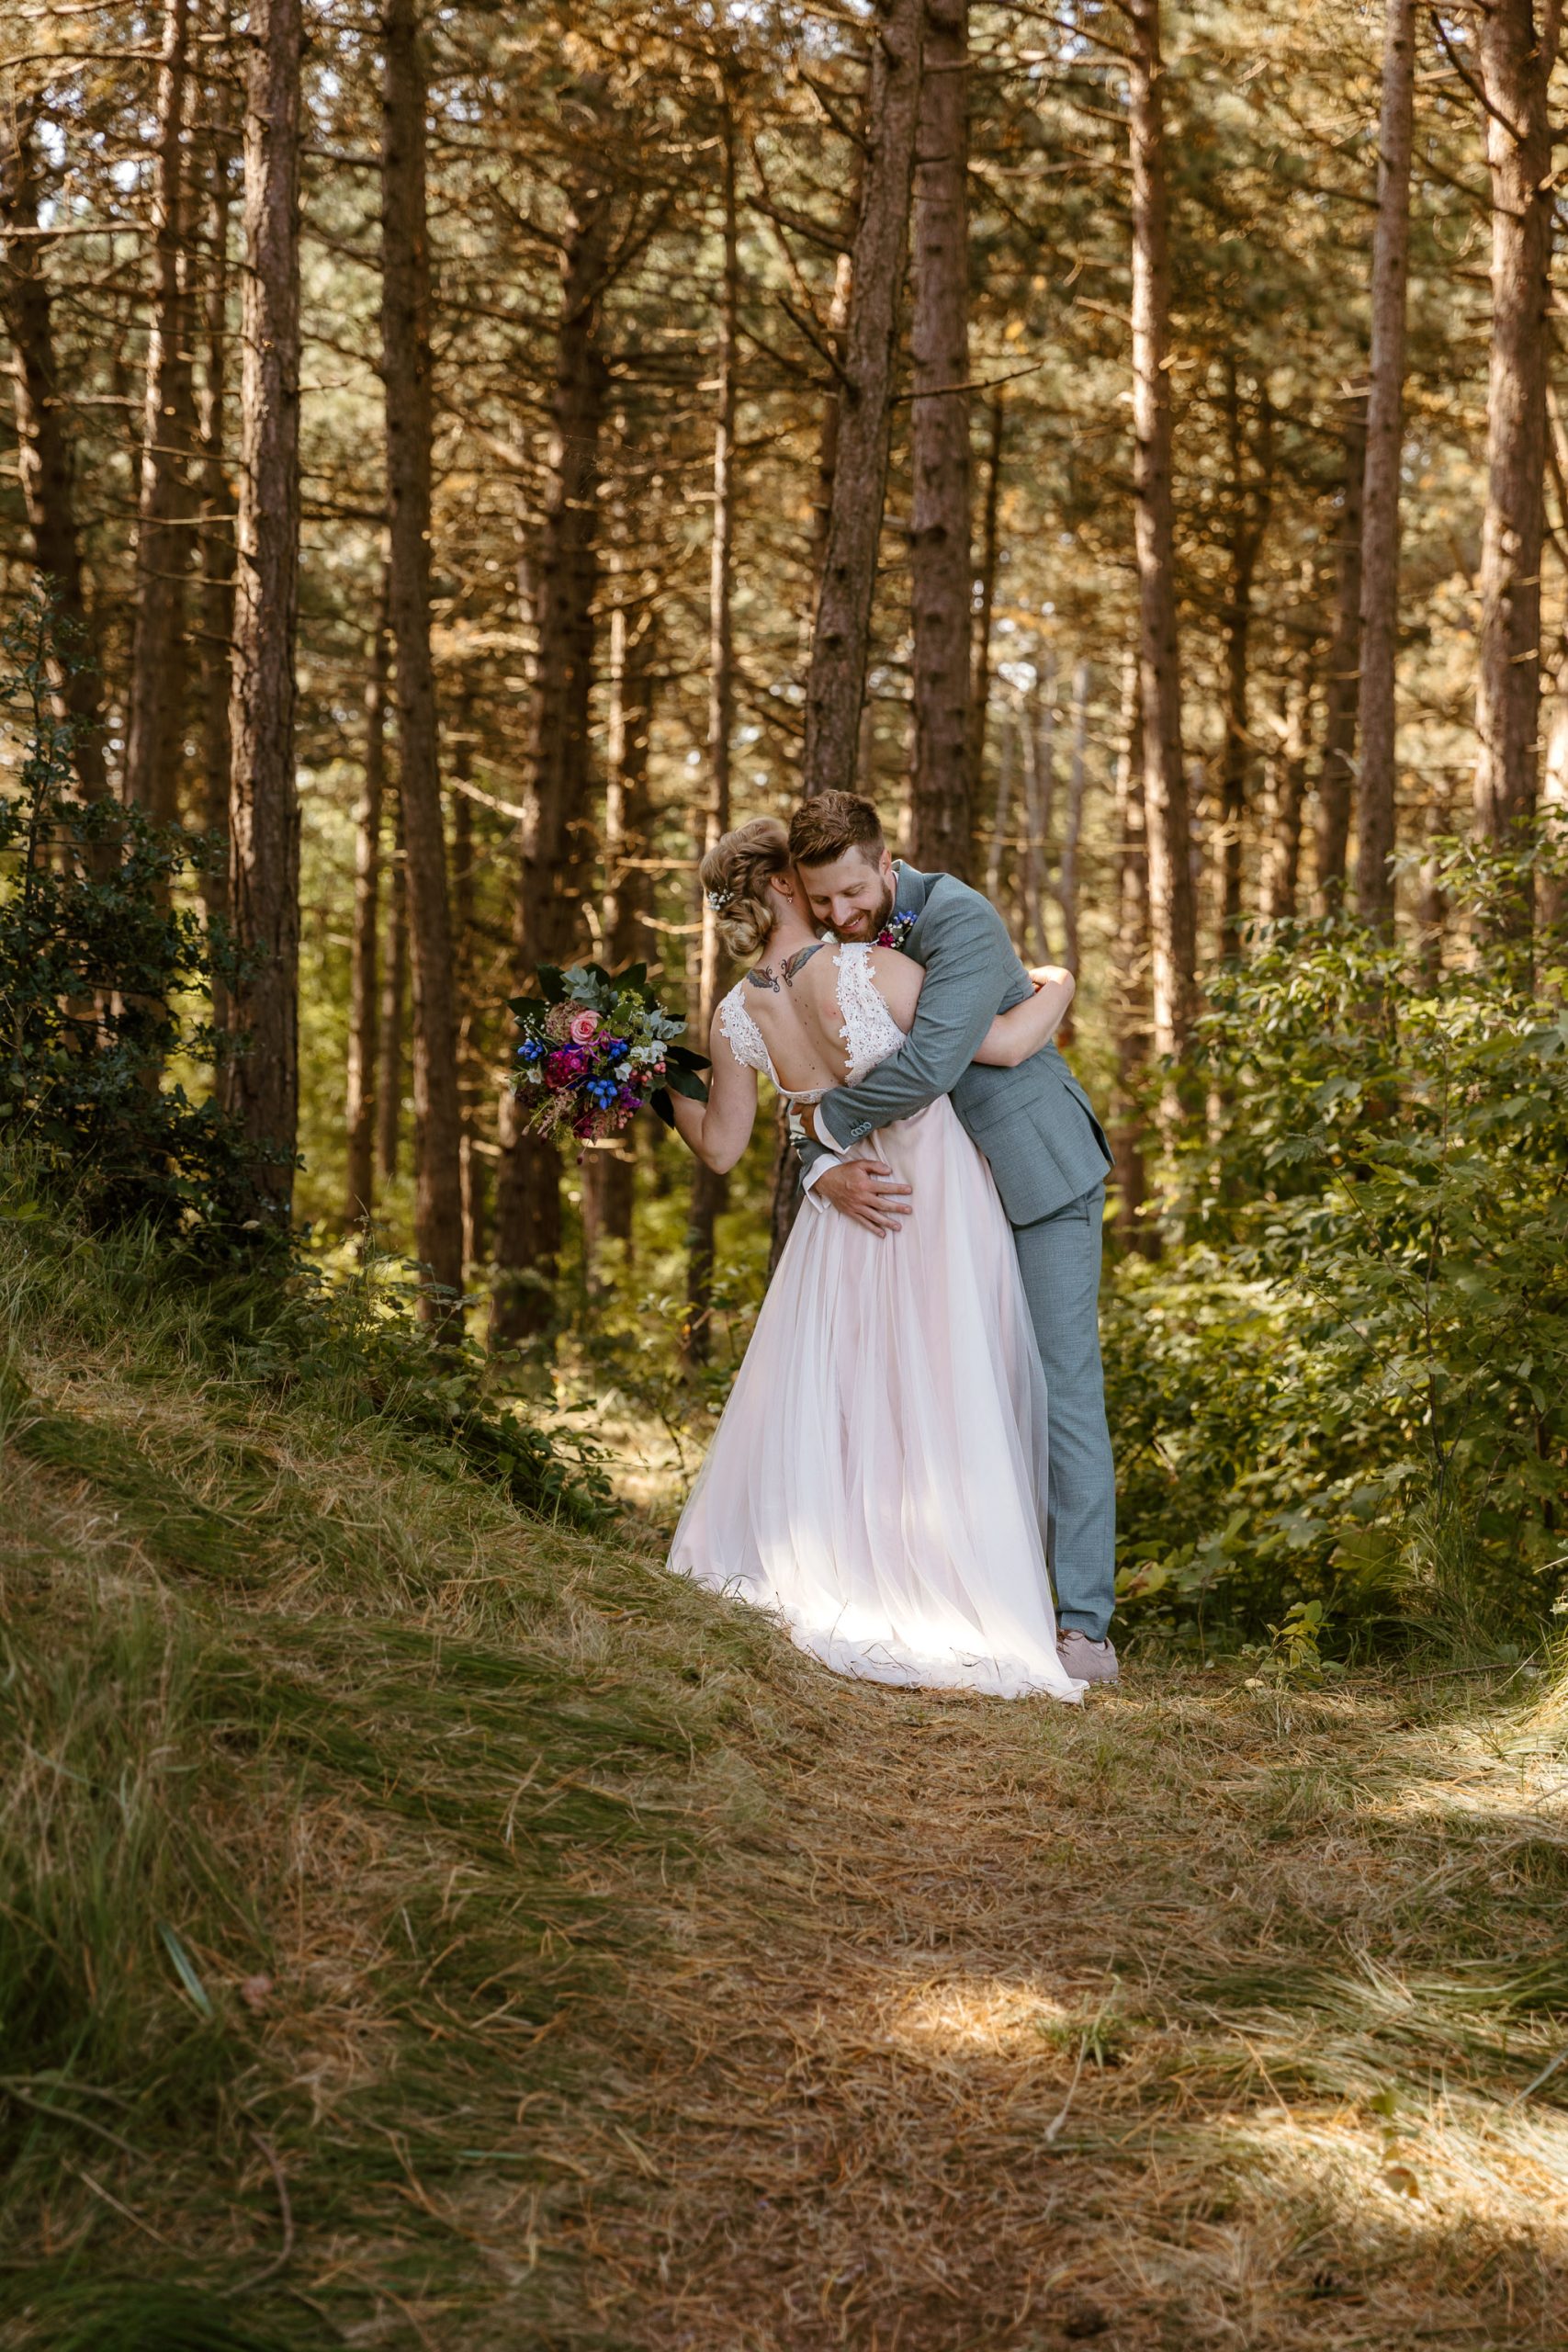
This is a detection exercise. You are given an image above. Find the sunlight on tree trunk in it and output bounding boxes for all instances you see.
[1353,0,1416,933]
[1471,0,1560,934]
[1315,396,1366,912]
[221,0,302,1216]
[126,0,197,826]
[1124,0,1197,1091]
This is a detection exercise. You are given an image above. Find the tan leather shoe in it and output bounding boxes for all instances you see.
[1058,1630,1120,1685]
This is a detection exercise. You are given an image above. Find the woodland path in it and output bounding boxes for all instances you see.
[537,1654,1568,2352]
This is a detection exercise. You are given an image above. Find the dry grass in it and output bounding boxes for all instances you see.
[5,1229,1568,2347]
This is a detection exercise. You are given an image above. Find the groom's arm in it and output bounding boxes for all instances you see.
[813,889,1024,1152]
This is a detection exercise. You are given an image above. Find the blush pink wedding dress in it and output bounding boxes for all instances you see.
[667,944,1086,1703]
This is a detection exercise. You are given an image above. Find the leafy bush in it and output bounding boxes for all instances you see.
[1110,830,1568,1659]
[0,588,271,1234]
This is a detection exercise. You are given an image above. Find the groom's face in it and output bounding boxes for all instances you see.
[797,845,897,944]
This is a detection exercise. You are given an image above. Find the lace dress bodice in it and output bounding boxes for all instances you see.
[717,943,908,1102]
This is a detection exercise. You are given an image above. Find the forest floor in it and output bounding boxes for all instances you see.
[6,1231,1568,2350]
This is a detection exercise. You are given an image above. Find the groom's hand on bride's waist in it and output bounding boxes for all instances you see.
[814,1159,913,1237]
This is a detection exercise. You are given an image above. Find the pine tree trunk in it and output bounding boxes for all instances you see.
[1472,0,1560,904]
[1541,607,1568,935]
[491,145,610,1346]
[1262,671,1309,920]
[1110,648,1153,1250]
[983,673,1015,902]
[127,0,197,824]
[449,724,487,1279]
[684,94,739,1370]
[1126,0,1197,1079]
[1354,0,1416,931]
[0,108,111,808]
[222,0,302,1216]
[197,36,236,996]
[908,0,972,876]
[378,793,407,1184]
[589,557,659,1255]
[970,390,1005,837]
[381,0,465,1327]
[1022,651,1056,962]
[1056,655,1091,1031]
[1315,397,1366,911]
[1219,368,1272,963]
[1415,785,1452,983]
[344,583,389,1231]
[801,0,924,797]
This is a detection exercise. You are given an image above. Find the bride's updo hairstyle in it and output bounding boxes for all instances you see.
[700,818,792,961]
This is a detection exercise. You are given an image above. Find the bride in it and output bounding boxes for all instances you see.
[665,817,1087,1703]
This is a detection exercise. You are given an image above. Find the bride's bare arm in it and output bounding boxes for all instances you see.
[668,1015,759,1172]
[971,966,1076,1067]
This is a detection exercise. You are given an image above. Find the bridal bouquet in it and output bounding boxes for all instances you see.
[509,962,708,1144]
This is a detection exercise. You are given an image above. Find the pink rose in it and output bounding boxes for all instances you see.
[569,1010,601,1046]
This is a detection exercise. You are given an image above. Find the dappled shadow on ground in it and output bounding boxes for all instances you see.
[552,1662,1568,2350]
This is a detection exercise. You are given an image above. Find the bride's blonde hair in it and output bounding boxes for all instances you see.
[700,818,792,961]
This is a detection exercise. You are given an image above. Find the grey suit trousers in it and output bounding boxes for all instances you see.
[1013,1181,1116,1641]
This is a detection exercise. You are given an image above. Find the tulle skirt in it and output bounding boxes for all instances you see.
[667,1098,1085,1702]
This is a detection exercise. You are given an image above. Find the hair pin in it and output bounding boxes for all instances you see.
[706,887,735,911]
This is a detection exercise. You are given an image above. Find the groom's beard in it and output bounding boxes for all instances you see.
[829,875,897,944]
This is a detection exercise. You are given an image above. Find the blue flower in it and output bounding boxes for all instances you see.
[518,1035,547,1062]
[584,1076,621,1109]
[603,1037,630,1066]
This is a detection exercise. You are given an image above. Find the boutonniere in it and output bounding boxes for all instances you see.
[875,910,916,952]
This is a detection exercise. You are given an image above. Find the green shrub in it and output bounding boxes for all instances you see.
[1110,829,1568,1658]
[0,587,275,1236]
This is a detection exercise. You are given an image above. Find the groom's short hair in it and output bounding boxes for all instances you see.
[788,790,886,868]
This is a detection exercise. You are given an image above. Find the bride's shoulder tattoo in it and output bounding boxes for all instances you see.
[747,965,780,994]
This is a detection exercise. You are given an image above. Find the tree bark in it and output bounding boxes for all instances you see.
[684,87,740,1370]
[801,243,857,667]
[1472,0,1561,893]
[969,390,1005,836]
[1056,655,1091,1026]
[449,722,487,1279]
[587,559,659,1256]
[344,582,389,1232]
[377,792,407,1184]
[0,107,111,808]
[1110,648,1153,1250]
[1022,650,1056,962]
[222,0,302,1216]
[801,0,924,797]
[491,139,611,1346]
[1315,397,1366,911]
[1125,0,1197,1079]
[1540,594,1568,933]
[126,0,197,824]
[1218,365,1272,962]
[1262,670,1309,920]
[197,28,236,994]
[1354,0,1416,932]
[908,0,972,876]
[381,0,465,1326]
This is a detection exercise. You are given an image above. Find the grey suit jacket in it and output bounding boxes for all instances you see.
[802,863,1111,1227]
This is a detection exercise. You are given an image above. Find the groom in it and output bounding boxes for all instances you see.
[789,790,1120,1685]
